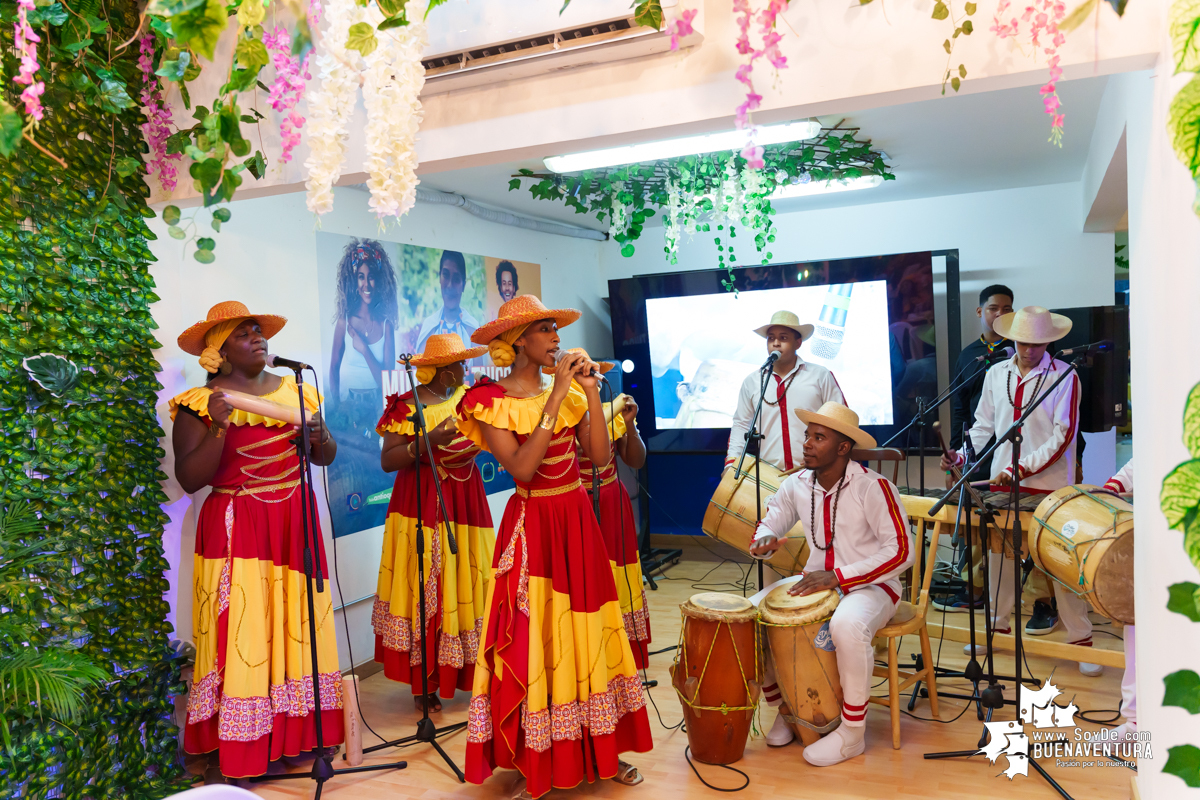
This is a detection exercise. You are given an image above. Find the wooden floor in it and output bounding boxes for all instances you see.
[245,545,1135,800]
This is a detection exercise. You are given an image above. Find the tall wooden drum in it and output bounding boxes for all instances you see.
[759,584,843,746]
[670,592,761,764]
[1028,484,1135,624]
[703,458,810,575]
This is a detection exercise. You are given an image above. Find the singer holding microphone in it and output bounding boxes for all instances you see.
[169,302,343,783]
[458,296,652,800]
[371,334,496,712]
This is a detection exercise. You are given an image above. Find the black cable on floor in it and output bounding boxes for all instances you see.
[684,746,750,792]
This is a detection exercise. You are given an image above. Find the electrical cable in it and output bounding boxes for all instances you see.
[684,746,750,792]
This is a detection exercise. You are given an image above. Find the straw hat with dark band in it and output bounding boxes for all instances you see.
[177,301,287,356]
[796,401,877,449]
[407,333,487,366]
[992,306,1072,345]
[754,310,815,342]
[470,295,581,345]
[541,347,616,375]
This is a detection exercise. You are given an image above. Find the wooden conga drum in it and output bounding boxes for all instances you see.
[759,585,843,746]
[703,458,810,575]
[670,592,761,764]
[1028,484,1134,624]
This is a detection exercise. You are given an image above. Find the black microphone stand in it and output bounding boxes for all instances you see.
[252,367,407,797]
[360,357,467,781]
[925,353,1088,800]
[734,355,776,592]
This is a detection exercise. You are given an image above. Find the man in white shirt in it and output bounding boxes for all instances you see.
[725,310,845,473]
[750,402,914,766]
[941,306,1100,675]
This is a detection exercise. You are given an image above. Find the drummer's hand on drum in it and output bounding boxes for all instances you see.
[788,570,839,597]
[749,534,781,558]
[939,450,960,472]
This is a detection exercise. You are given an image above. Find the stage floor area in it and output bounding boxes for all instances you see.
[246,542,1135,800]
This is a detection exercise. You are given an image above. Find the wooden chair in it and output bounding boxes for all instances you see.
[867,510,942,748]
[851,447,906,484]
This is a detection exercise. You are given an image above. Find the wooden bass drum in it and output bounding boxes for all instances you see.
[702,458,810,575]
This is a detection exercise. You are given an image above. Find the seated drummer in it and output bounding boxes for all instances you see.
[749,402,914,766]
[940,306,1101,676]
[1105,459,1137,741]
[725,310,844,474]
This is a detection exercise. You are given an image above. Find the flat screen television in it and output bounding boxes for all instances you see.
[608,252,937,453]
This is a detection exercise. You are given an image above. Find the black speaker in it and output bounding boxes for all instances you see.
[1048,305,1130,432]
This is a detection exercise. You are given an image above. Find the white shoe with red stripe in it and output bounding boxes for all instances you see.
[1070,637,1104,676]
[801,723,866,767]
[767,711,795,747]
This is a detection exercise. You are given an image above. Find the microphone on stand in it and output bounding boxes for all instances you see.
[761,350,781,370]
[1057,339,1114,358]
[975,346,1015,363]
[266,353,311,371]
[554,348,607,379]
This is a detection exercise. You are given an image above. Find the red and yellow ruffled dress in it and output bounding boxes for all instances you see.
[169,376,344,779]
[458,377,653,798]
[371,386,495,697]
[577,411,652,670]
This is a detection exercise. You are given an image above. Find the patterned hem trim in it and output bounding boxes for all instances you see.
[467,673,646,750]
[372,596,483,668]
[622,591,652,642]
[189,670,345,742]
[187,669,221,723]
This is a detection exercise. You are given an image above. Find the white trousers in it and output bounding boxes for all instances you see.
[1122,625,1136,725]
[763,585,896,728]
[986,555,1093,643]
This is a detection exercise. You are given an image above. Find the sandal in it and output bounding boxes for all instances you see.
[613,760,644,787]
[414,693,442,713]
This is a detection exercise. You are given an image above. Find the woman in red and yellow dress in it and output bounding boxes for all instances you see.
[372,333,495,711]
[568,356,651,669]
[459,296,653,800]
[170,301,344,782]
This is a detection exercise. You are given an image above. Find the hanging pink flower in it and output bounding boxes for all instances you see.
[664,7,698,51]
[138,34,181,192]
[263,26,310,164]
[13,0,44,122]
[730,0,790,169]
[991,0,1067,144]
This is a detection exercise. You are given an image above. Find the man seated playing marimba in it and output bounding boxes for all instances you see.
[750,402,914,766]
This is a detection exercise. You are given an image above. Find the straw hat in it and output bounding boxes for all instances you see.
[470,295,581,344]
[993,306,1072,345]
[754,310,815,341]
[177,301,287,356]
[407,333,487,366]
[796,401,877,449]
[541,347,616,375]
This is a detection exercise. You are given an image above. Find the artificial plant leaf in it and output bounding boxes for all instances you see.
[961,19,974,33]
[211,218,221,232]
[145,0,207,16]
[932,1,950,19]
[162,205,181,225]
[1105,0,1128,16]
[155,51,191,82]
[172,0,227,61]
[196,237,216,251]
[245,150,266,179]
[27,3,68,26]
[194,249,216,264]
[1161,459,1200,530]
[951,77,961,92]
[1060,0,1099,33]
[0,101,23,157]
[377,15,409,30]
[1165,745,1200,788]
[212,207,231,222]
[964,1,977,13]
[425,0,450,16]
[377,0,407,17]
[1165,670,1200,714]
[236,0,265,27]
[346,22,378,57]
[167,226,186,239]
[235,37,269,72]
[22,353,80,397]
[1184,381,1200,458]
[223,68,260,94]
[634,0,664,30]
[509,178,521,191]
[1167,582,1200,621]
[1170,75,1200,193]
[114,157,142,178]
[1186,515,1200,570]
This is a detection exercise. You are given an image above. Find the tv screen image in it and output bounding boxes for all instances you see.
[646,280,894,430]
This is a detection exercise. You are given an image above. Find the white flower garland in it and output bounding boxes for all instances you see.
[304,0,364,215]
[362,0,428,219]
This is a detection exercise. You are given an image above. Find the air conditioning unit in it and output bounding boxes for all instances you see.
[420,1,704,96]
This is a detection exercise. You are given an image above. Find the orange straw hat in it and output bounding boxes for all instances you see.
[177,301,287,356]
[541,347,616,375]
[407,333,487,366]
[470,295,581,345]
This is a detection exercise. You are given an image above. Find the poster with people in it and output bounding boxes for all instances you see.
[315,232,539,537]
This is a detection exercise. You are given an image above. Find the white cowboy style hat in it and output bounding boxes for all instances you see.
[993,306,1073,345]
[796,401,877,449]
[754,310,816,342]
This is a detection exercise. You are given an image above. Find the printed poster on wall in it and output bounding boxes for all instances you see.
[315,232,542,537]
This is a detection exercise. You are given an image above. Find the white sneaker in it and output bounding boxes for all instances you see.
[801,724,866,766]
[1079,661,1104,677]
[767,710,795,747]
[963,629,1010,656]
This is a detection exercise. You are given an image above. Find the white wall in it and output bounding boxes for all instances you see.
[149,186,604,670]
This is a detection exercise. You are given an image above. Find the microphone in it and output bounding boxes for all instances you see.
[554,349,606,379]
[975,346,1015,363]
[762,351,781,370]
[1057,339,1114,358]
[266,354,311,371]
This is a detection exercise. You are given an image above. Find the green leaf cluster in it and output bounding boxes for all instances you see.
[1169,0,1200,215]
[936,0,975,94]
[0,52,189,796]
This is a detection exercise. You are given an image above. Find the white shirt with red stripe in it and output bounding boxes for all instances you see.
[1105,460,1133,494]
[752,462,914,603]
[963,352,1081,493]
[725,358,844,472]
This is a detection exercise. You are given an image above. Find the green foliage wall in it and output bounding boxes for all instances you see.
[0,9,188,798]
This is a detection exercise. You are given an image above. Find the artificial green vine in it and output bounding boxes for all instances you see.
[1169,0,1200,214]
[0,9,187,796]
[509,123,892,283]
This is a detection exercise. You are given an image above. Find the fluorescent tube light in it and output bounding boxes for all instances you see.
[770,173,884,200]
[543,119,822,173]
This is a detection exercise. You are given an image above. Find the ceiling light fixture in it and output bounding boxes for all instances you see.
[770,173,884,200]
[543,119,823,173]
